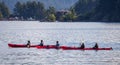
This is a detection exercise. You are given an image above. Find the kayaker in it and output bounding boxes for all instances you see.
[27,40,31,48]
[56,41,60,49]
[93,43,99,49]
[40,40,44,46]
[80,43,85,49]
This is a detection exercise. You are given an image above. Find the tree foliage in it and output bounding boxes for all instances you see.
[94,0,120,21]
[47,6,56,15]
[0,2,10,18]
[48,14,56,22]
[14,1,46,20]
[46,6,56,22]
[74,0,97,15]
[73,0,120,22]
[64,8,77,21]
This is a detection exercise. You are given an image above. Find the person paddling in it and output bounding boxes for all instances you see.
[56,41,60,49]
[40,40,44,46]
[27,40,31,48]
[80,43,85,49]
[93,42,99,49]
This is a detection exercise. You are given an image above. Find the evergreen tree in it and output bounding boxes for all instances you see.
[36,2,46,20]
[0,2,10,18]
[47,6,56,14]
[14,1,22,16]
[13,1,46,20]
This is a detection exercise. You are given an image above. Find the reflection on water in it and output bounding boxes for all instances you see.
[0,21,120,65]
[0,49,120,65]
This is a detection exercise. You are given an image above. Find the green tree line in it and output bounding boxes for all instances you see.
[0,1,77,21]
[0,0,120,22]
[14,1,46,20]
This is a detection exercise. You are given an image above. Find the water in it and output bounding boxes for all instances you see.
[0,21,120,65]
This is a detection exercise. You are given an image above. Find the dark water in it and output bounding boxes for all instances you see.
[0,21,120,65]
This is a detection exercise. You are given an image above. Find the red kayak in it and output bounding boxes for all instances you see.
[8,43,57,48]
[61,46,112,50]
[8,43,38,48]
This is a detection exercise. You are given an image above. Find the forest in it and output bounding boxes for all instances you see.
[0,0,120,22]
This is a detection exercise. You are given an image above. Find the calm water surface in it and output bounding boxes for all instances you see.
[0,21,120,65]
